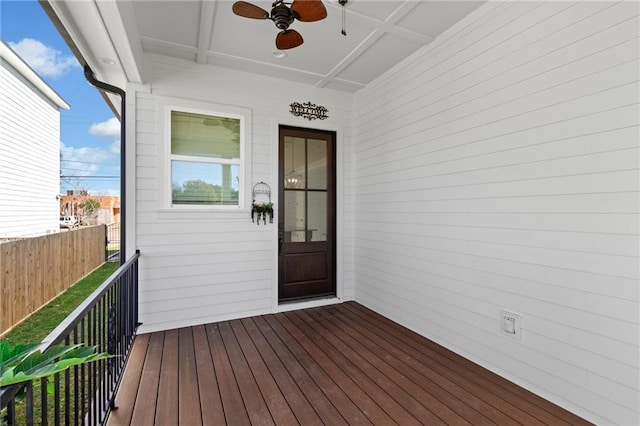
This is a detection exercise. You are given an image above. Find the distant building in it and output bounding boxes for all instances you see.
[0,40,69,239]
[60,191,120,225]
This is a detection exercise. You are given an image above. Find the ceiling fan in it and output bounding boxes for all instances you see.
[232,0,327,50]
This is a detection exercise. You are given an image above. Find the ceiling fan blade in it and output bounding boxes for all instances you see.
[276,29,304,50]
[291,0,327,22]
[232,1,269,19]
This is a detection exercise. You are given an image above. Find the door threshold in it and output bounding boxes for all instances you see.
[277,296,341,313]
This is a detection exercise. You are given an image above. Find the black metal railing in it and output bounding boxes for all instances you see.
[1,251,140,425]
[105,223,120,263]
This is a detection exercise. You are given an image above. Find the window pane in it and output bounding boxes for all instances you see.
[171,111,240,159]
[308,192,327,241]
[284,136,305,189]
[172,161,239,205]
[284,190,305,242]
[307,138,326,190]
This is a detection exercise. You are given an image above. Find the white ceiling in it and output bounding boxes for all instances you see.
[47,0,483,94]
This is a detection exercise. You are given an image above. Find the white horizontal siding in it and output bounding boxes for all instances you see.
[352,2,639,425]
[0,58,61,238]
[133,59,353,333]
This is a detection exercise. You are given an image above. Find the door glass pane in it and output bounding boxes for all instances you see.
[308,192,327,242]
[284,136,306,189]
[284,190,306,242]
[307,138,326,190]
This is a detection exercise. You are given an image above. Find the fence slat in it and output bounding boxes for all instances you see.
[0,225,107,335]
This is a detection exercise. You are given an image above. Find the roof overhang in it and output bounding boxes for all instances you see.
[1,39,70,110]
[39,0,147,116]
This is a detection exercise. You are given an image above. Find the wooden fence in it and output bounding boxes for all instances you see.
[0,225,106,336]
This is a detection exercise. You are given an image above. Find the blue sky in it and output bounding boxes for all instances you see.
[1,0,120,196]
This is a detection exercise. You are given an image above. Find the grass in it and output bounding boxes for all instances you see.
[1,262,120,424]
[1,262,119,346]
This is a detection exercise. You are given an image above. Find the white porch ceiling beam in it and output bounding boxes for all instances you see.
[315,0,421,89]
[45,0,116,77]
[196,0,218,65]
[95,0,147,84]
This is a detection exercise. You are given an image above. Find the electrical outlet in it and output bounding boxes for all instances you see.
[500,310,522,340]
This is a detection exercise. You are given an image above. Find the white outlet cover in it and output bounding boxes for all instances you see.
[500,309,522,340]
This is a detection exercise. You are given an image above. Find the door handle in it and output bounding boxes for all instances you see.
[278,226,284,255]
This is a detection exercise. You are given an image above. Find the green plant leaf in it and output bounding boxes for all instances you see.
[0,342,113,388]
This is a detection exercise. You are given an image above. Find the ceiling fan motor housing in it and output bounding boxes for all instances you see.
[271,3,294,29]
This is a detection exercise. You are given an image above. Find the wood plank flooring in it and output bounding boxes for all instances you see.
[106,302,592,425]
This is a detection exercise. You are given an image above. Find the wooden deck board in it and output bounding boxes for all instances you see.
[156,329,179,425]
[130,332,163,426]
[290,309,437,425]
[206,323,251,425]
[250,316,348,425]
[239,317,323,426]
[343,303,552,424]
[108,333,149,426]
[274,312,394,424]
[218,321,275,425]
[178,327,202,426]
[192,325,226,426]
[107,302,592,425]
[307,306,487,425]
[229,319,299,425]
[345,303,584,425]
[325,304,515,424]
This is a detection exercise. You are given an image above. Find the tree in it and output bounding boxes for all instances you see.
[79,198,101,223]
[173,179,220,204]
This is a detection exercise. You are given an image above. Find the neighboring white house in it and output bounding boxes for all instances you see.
[44,1,639,425]
[0,40,69,239]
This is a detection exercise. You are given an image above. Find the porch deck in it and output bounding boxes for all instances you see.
[106,302,590,425]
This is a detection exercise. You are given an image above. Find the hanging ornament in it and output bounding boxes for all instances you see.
[251,182,273,225]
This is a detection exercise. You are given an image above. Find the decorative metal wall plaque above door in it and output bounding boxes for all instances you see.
[289,102,328,120]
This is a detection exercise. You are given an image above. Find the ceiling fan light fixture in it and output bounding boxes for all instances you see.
[232,0,327,50]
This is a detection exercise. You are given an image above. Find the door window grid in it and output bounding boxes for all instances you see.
[283,136,328,242]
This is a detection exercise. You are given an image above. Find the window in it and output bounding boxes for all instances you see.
[167,105,247,208]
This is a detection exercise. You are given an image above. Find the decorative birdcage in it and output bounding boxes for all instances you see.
[251,181,273,225]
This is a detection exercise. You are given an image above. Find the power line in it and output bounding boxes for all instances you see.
[61,176,119,179]
[62,167,102,172]
[61,159,115,165]
[62,166,119,172]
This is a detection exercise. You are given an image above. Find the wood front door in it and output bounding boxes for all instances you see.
[278,126,336,302]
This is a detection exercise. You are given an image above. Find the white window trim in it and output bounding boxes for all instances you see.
[158,96,252,211]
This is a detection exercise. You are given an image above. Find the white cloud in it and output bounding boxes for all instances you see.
[8,38,79,78]
[60,142,116,177]
[109,140,121,155]
[89,117,121,139]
